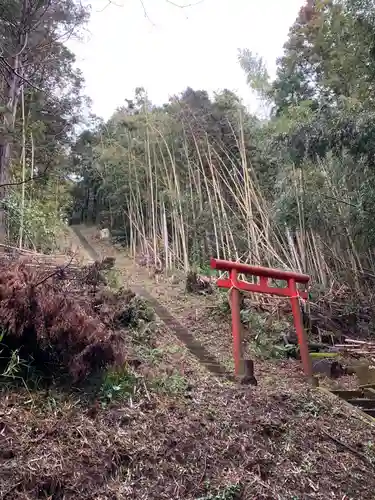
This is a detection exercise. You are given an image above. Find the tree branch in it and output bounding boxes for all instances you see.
[0,55,43,92]
[96,0,123,13]
[139,0,155,25]
[33,252,77,288]
[165,0,204,7]
[0,165,51,189]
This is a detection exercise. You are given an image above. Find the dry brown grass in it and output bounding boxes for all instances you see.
[1,379,375,500]
[2,227,375,500]
[0,256,133,382]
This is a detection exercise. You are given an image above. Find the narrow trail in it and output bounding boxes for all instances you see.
[69,225,323,393]
[71,225,234,381]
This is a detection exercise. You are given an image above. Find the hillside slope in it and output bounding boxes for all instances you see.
[45,224,375,499]
[1,226,375,500]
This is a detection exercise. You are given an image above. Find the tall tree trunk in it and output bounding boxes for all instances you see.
[0,139,12,242]
[19,86,27,249]
[0,55,21,242]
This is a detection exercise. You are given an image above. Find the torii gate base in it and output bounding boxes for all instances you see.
[210,258,315,385]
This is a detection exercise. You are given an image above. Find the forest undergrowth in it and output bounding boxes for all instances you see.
[1,231,375,499]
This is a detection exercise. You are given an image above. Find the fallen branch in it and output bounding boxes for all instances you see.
[321,428,374,467]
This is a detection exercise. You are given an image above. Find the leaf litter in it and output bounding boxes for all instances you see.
[2,229,375,499]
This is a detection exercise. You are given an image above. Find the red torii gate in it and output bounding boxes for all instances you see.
[210,258,313,383]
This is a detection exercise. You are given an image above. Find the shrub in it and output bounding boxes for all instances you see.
[92,288,155,328]
[0,258,125,382]
[99,365,138,405]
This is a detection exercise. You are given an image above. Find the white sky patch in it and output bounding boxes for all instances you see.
[67,0,303,120]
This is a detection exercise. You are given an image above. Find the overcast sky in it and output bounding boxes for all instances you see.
[67,0,303,120]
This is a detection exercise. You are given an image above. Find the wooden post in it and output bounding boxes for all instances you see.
[230,269,244,376]
[241,359,257,385]
[211,257,312,383]
[289,278,314,383]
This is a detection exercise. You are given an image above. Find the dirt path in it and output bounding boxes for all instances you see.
[71,225,234,381]
[71,225,325,393]
[72,225,372,395]
[56,226,94,264]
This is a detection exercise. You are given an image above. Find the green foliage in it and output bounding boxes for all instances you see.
[2,349,24,378]
[63,0,375,298]
[195,262,217,277]
[141,347,165,363]
[269,0,375,113]
[237,0,375,283]
[6,191,66,251]
[103,268,122,290]
[251,336,295,360]
[99,366,137,406]
[123,295,156,329]
[247,314,293,360]
[0,0,89,246]
[197,483,241,500]
[238,49,271,103]
[69,86,263,264]
[152,373,189,395]
[0,347,44,391]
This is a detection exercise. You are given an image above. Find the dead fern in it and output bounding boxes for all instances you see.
[0,258,125,382]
